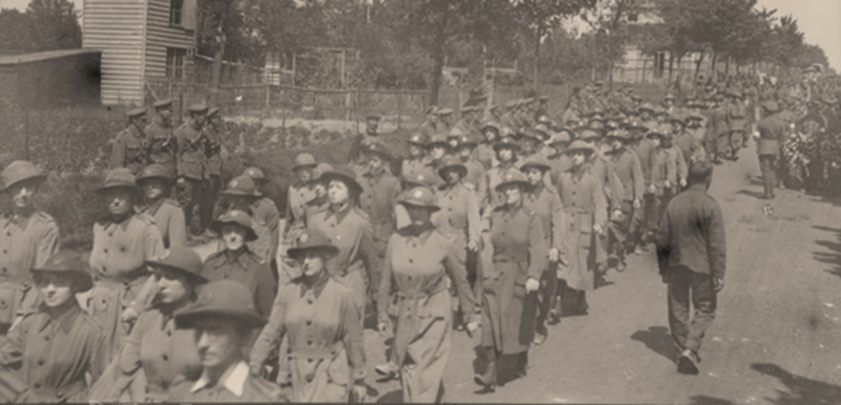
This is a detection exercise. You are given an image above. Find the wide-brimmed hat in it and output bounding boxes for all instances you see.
[175,280,266,329]
[187,103,208,114]
[136,164,174,184]
[669,114,687,125]
[321,165,363,195]
[454,134,478,150]
[436,108,453,116]
[519,154,551,173]
[504,100,518,109]
[565,140,596,156]
[309,163,334,185]
[407,132,430,146]
[606,129,632,143]
[1,161,47,192]
[427,134,451,149]
[146,246,208,285]
[292,153,317,170]
[481,122,500,133]
[243,167,268,183]
[761,101,780,113]
[402,169,438,189]
[207,107,221,118]
[638,103,655,113]
[664,93,676,101]
[397,186,440,211]
[579,128,602,141]
[32,250,94,293]
[493,136,521,152]
[94,168,142,195]
[153,99,173,109]
[626,120,648,131]
[495,171,532,192]
[549,130,572,145]
[286,228,340,260]
[437,155,467,179]
[221,176,261,198]
[209,210,258,241]
[127,107,147,118]
[363,142,393,161]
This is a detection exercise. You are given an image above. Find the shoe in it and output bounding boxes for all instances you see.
[474,350,497,392]
[533,326,548,345]
[616,259,627,273]
[677,349,699,375]
[547,311,561,325]
[374,361,399,380]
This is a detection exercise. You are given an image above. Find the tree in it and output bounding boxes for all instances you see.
[0,9,36,52]
[26,0,81,51]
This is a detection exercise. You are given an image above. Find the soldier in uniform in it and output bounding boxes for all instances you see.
[417,106,439,137]
[474,171,546,392]
[670,115,706,165]
[136,164,186,248]
[174,103,210,236]
[215,176,273,271]
[655,161,726,375]
[454,134,486,195]
[302,163,333,227]
[359,143,401,263]
[202,210,276,318]
[0,251,106,403]
[481,136,521,212]
[436,108,454,135]
[0,161,59,335]
[477,122,500,170]
[546,129,574,187]
[378,187,479,402]
[89,168,165,363]
[725,90,748,161]
[243,167,280,273]
[281,153,318,283]
[348,115,381,166]
[648,128,687,232]
[520,154,565,340]
[402,133,431,181]
[168,280,286,402]
[251,229,367,403]
[534,95,550,122]
[426,133,452,171]
[90,246,207,402]
[756,101,789,200]
[707,94,729,164]
[307,166,380,315]
[145,99,177,177]
[204,107,224,230]
[556,141,607,315]
[110,107,149,174]
[604,130,644,272]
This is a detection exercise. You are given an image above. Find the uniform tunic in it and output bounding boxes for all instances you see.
[109,126,148,174]
[432,182,480,250]
[174,121,208,181]
[283,183,315,244]
[92,302,200,402]
[89,213,164,362]
[480,204,546,355]
[475,142,498,170]
[200,249,277,318]
[548,154,573,187]
[204,124,223,177]
[461,158,486,197]
[139,198,186,249]
[145,119,176,176]
[378,225,477,403]
[0,303,106,403]
[251,275,365,402]
[556,168,607,291]
[307,204,379,311]
[651,146,687,197]
[0,211,59,324]
[481,162,519,212]
[359,168,401,257]
[168,361,285,403]
[673,131,705,164]
[254,197,280,263]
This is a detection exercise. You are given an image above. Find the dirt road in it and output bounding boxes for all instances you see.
[359,143,841,404]
[201,141,841,403]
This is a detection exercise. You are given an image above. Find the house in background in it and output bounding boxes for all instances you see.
[0,49,102,108]
[82,0,198,105]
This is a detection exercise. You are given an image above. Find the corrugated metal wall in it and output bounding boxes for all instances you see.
[145,0,195,79]
[82,0,146,105]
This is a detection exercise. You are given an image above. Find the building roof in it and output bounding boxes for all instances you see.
[0,49,101,66]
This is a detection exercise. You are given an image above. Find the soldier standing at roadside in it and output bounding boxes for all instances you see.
[174,103,209,237]
[145,99,176,177]
[136,164,186,249]
[204,107,224,230]
[110,108,149,174]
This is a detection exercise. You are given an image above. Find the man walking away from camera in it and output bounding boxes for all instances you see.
[655,160,726,375]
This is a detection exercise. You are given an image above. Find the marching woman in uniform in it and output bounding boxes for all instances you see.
[167,280,286,403]
[556,141,607,315]
[306,165,379,316]
[89,168,165,363]
[474,171,547,392]
[90,246,207,402]
[0,250,106,403]
[250,229,367,403]
[281,154,318,282]
[379,187,479,402]
[136,164,186,248]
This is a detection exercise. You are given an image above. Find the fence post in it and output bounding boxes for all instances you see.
[345,89,352,121]
[265,83,270,108]
[355,89,360,134]
[397,91,402,130]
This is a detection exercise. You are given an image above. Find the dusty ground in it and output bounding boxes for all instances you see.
[198,141,841,403]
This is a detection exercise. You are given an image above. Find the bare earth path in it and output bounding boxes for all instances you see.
[202,141,841,403]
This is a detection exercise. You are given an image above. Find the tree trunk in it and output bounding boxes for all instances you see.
[724,55,730,77]
[533,25,542,91]
[667,52,674,81]
[709,51,718,82]
[429,9,449,106]
[210,1,232,105]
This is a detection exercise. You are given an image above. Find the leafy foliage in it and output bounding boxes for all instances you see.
[0,0,81,53]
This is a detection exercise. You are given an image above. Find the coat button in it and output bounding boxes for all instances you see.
[33,383,40,389]
[2,250,5,254]
[408,259,413,263]
[104,249,108,253]
[166,330,171,337]
[56,391,63,399]
[44,335,49,341]
[37,359,44,366]
[162,354,168,361]
[306,375,314,383]
[306,320,312,326]
[307,299,313,304]
[307,340,313,346]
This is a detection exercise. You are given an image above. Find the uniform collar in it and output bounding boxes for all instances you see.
[141,198,165,217]
[129,125,144,139]
[298,270,330,299]
[326,202,353,224]
[219,247,252,269]
[153,116,171,128]
[100,212,136,231]
[4,208,35,229]
[38,300,82,334]
[191,360,249,397]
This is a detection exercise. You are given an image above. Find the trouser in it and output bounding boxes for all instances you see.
[629,196,646,247]
[203,174,223,226]
[759,154,777,197]
[656,187,677,228]
[535,261,558,336]
[729,131,744,156]
[608,200,634,260]
[667,266,717,353]
[644,193,658,233]
[177,177,209,235]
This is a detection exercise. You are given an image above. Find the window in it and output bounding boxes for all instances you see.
[166,48,186,80]
[170,0,183,26]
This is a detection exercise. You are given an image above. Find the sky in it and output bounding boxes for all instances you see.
[1,0,838,70]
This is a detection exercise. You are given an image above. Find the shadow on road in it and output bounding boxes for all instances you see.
[736,189,767,200]
[751,363,841,405]
[688,395,737,405]
[811,226,841,278]
[630,326,677,364]
[376,389,402,403]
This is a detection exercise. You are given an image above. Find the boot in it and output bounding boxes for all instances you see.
[516,351,529,379]
[547,293,562,325]
[474,347,497,392]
